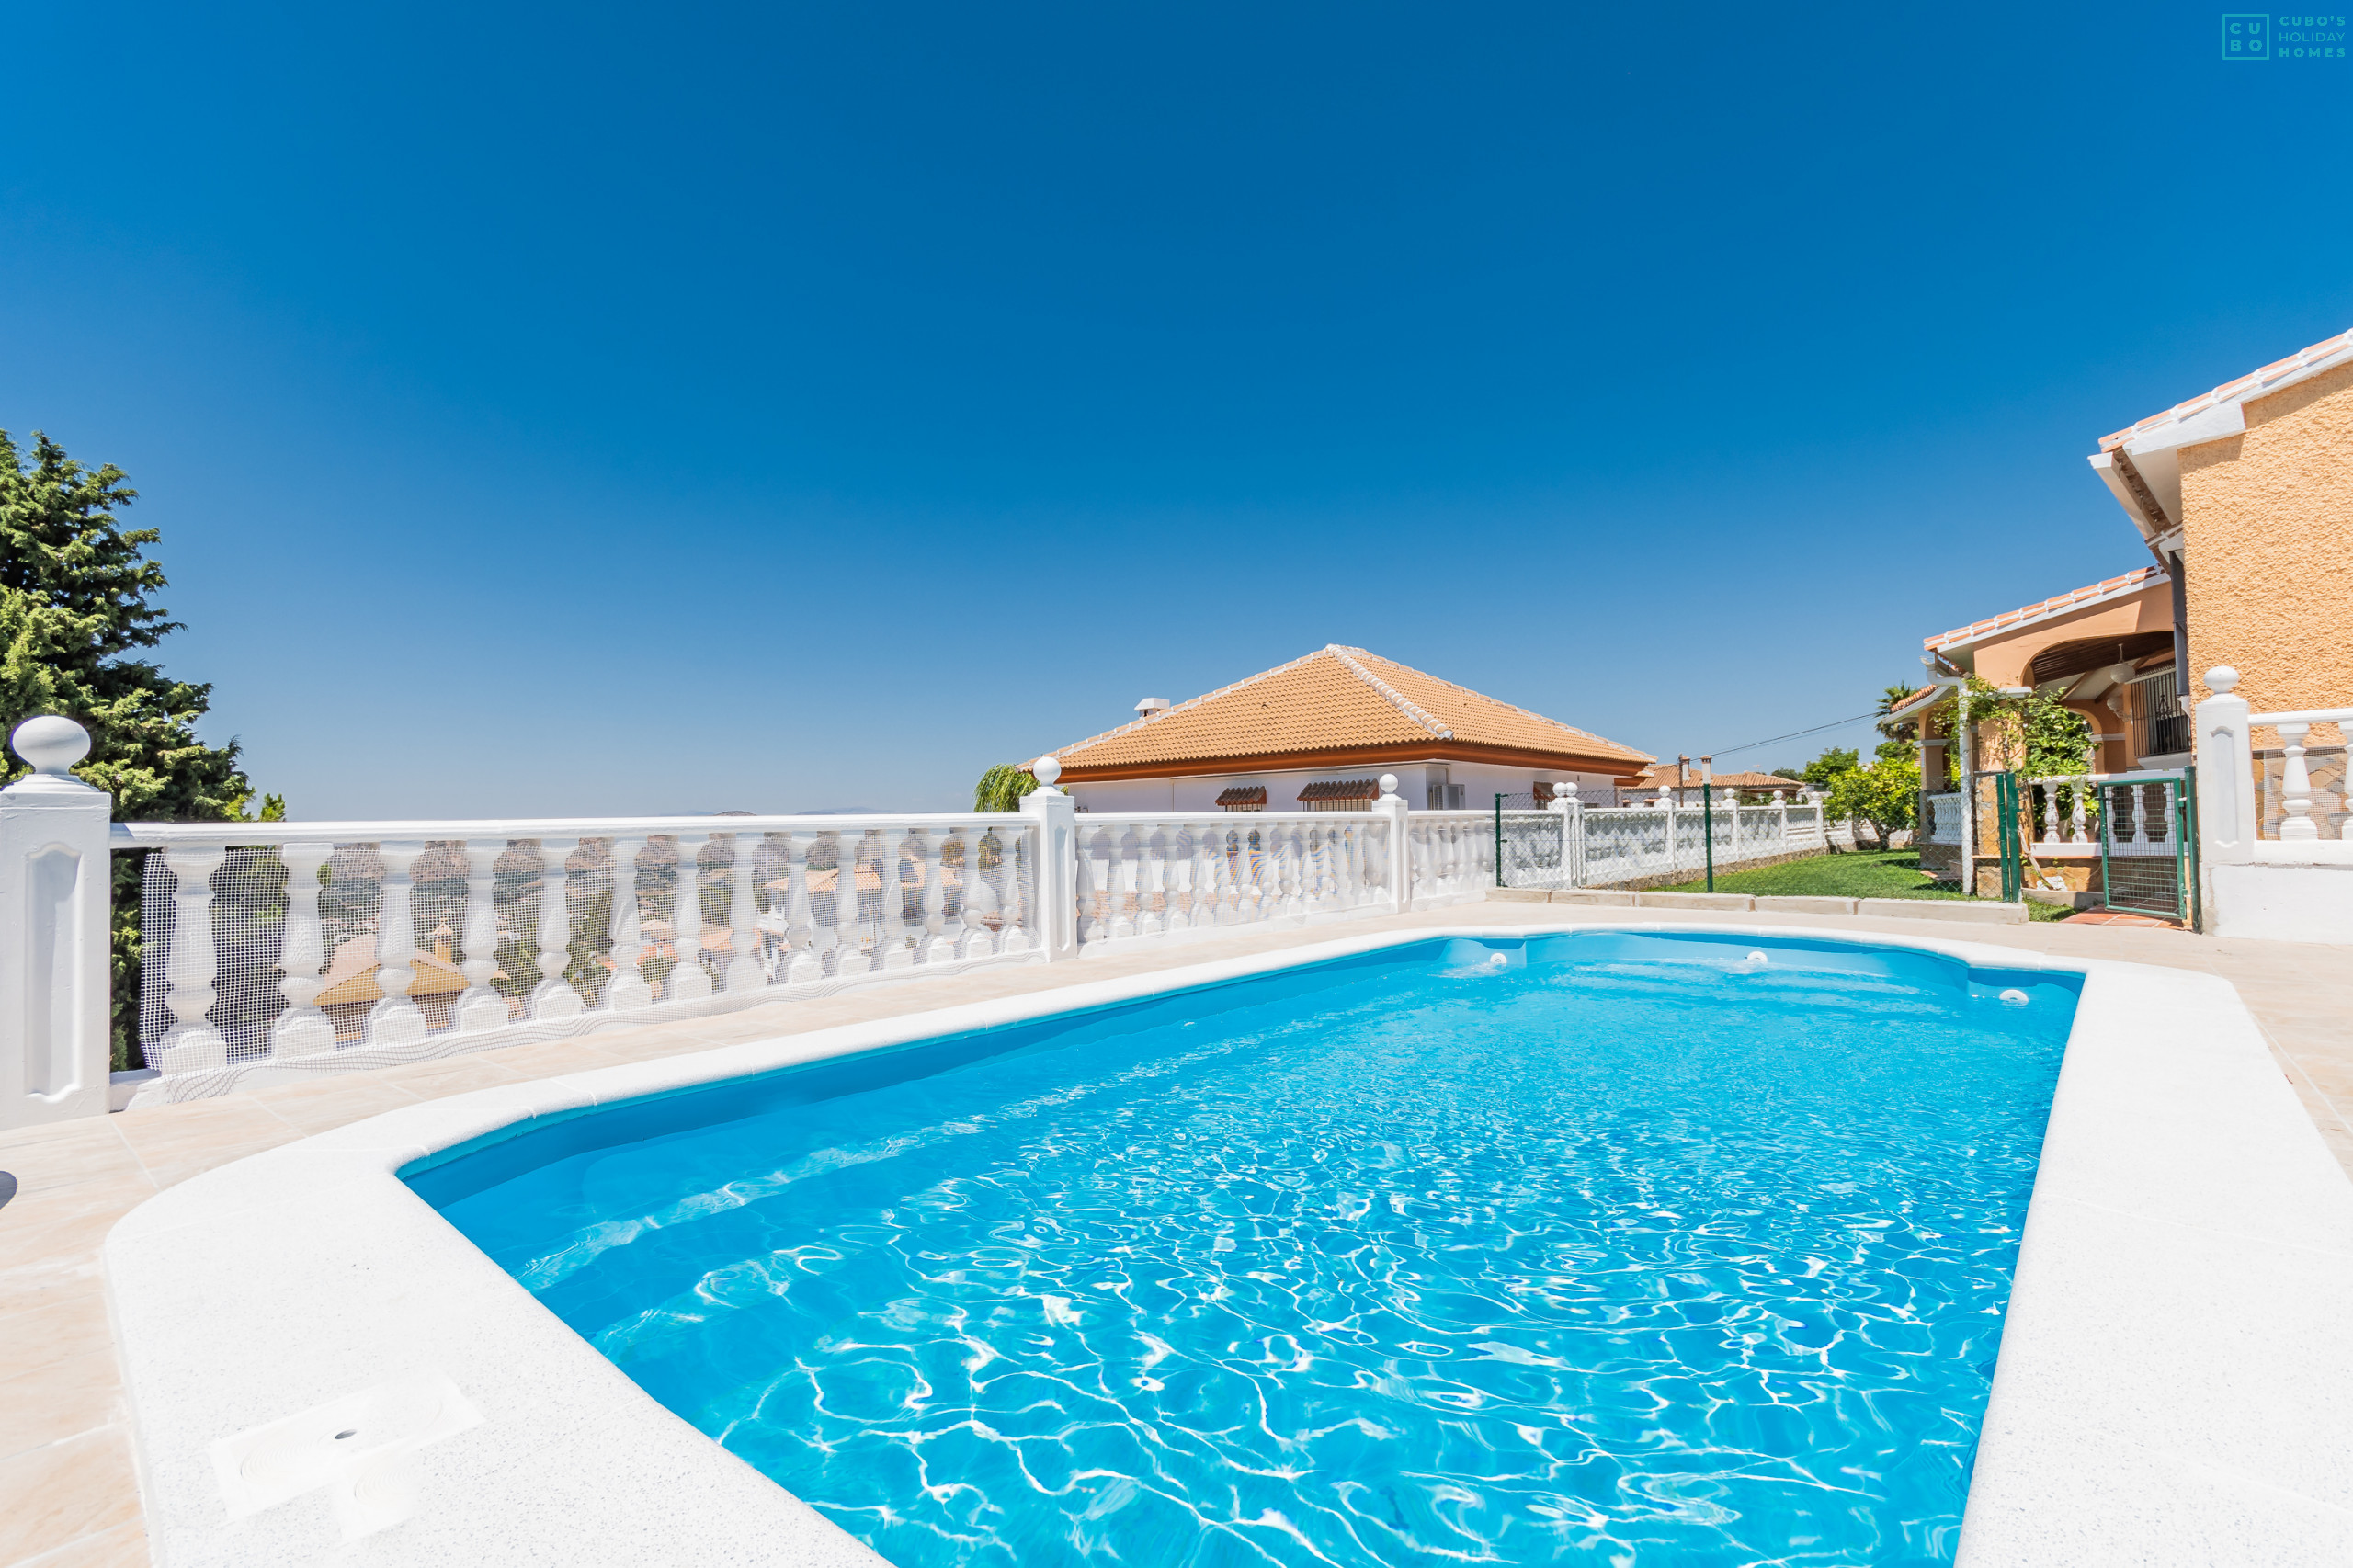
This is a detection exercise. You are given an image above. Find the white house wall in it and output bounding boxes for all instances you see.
[1063,764,1625,815]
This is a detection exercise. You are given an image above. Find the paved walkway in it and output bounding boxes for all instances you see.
[4,902,2347,1567]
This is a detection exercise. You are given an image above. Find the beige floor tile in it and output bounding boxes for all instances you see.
[13,1518,151,1568]
[0,1140,145,1208]
[0,1121,128,1160]
[0,1351,120,1465]
[376,1057,534,1099]
[0,1200,150,1276]
[0,1283,113,1384]
[477,1040,612,1075]
[141,1133,307,1191]
[112,1099,294,1165]
[246,1080,425,1135]
[0,1428,140,1566]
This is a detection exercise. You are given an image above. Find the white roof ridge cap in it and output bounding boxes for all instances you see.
[1327,647,1453,740]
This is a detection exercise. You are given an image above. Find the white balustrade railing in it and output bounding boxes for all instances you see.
[2192,667,2353,942]
[1407,812,1497,906]
[117,812,1043,1092]
[1925,792,1963,847]
[1071,812,1398,951]
[0,725,1850,1129]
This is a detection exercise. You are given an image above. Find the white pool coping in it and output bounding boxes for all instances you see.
[103,922,2353,1566]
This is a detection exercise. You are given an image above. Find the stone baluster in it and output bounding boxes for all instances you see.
[454,841,510,1033]
[155,846,230,1074]
[1295,823,1317,910]
[2278,722,2317,840]
[726,833,765,993]
[1159,825,1189,933]
[2067,782,2087,846]
[269,843,337,1058]
[1074,826,1103,945]
[832,832,872,976]
[784,833,826,983]
[668,834,712,1000]
[368,842,429,1046]
[607,838,654,1009]
[1268,822,1293,916]
[2040,784,2059,846]
[1136,827,1166,937]
[959,829,998,958]
[935,827,972,957]
[877,827,915,971]
[531,839,583,1019]
[1194,823,1219,924]
[916,830,954,962]
[1108,828,1138,941]
[996,828,1032,954]
[1266,822,1288,915]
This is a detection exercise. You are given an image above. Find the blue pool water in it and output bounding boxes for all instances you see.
[409,932,2078,1568]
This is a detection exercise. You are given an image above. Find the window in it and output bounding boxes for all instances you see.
[1214,786,1267,812]
[2140,668,2188,756]
[1296,779,1379,811]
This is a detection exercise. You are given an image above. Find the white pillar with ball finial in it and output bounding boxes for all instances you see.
[1374,773,1410,912]
[1021,755,1078,960]
[2,717,115,1128]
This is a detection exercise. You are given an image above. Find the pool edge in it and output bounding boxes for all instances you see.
[101,922,2353,1566]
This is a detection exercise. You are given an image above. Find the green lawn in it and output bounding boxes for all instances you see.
[1654,850,2075,919]
[1656,850,1971,900]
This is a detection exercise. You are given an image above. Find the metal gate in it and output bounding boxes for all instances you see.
[2097,769,2197,922]
[1494,794,1574,890]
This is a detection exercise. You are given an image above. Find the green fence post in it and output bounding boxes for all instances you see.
[2180,767,2200,929]
[1702,783,1715,892]
[1495,794,1505,889]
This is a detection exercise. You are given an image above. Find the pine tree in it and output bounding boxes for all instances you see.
[2,430,280,1066]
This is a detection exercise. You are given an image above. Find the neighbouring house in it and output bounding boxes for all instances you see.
[1036,644,1653,814]
[1623,759,1813,806]
[1885,325,2352,932]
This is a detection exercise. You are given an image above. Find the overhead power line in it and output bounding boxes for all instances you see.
[1708,710,1883,760]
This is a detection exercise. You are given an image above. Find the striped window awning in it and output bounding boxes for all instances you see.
[1215,786,1268,811]
[1296,779,1379,810]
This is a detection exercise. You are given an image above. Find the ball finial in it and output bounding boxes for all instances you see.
[2205,666,2239,695]
[9,715,92,777]
[1031,755,1062,788]
[1378,774,1399,798]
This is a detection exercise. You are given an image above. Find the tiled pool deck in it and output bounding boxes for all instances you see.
[5,902,2348,1567]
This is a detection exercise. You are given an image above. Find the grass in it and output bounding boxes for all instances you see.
[1654,850,2078,921]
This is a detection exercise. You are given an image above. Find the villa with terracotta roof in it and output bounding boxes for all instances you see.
[1888,324,2352,919]
[1626,761,1811,805]
[1037,645,1653,814]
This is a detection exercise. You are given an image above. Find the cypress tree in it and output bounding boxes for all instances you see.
[2,429,280,1066]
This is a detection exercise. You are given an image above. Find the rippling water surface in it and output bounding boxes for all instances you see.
[420,933,2075,1568]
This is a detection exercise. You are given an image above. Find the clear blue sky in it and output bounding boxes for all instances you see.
[5,3,2347,816]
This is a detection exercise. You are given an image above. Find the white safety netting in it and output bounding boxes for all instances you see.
[136,824,1037,1071]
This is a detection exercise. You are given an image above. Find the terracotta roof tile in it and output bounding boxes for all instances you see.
[1049,645,1651,771]
[1631,766,1806,792]
[2098,326,2353,450]
[1922,566,2167,653]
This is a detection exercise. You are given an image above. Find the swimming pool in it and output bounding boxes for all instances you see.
[406,929,2078,1567]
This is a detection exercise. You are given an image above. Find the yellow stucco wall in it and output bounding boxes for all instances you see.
[2177,359,2353,743]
